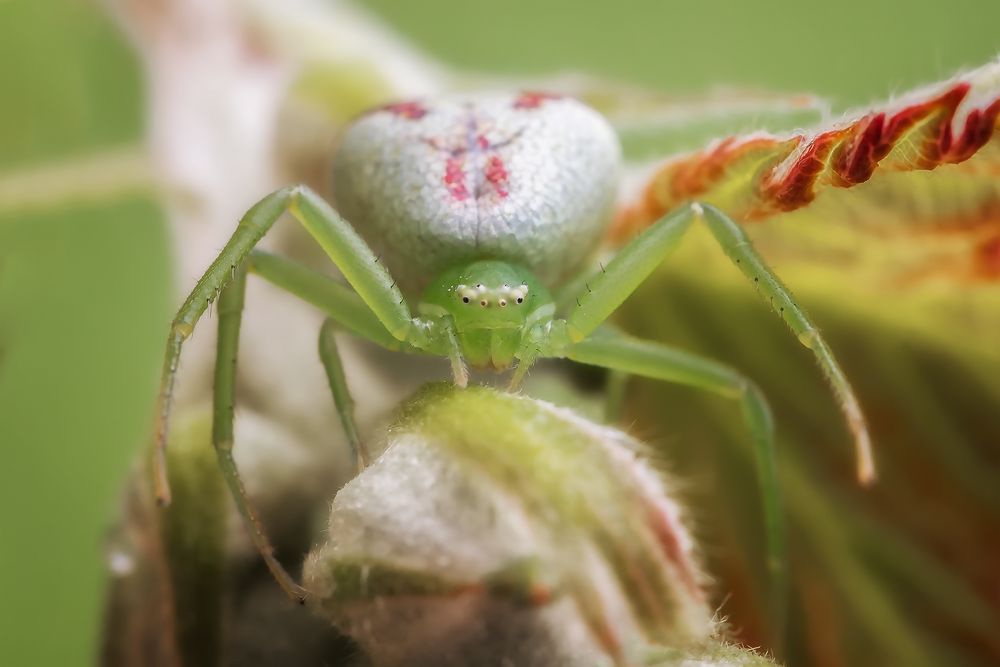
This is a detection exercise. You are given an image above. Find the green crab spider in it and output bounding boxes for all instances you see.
[151,93,874,615]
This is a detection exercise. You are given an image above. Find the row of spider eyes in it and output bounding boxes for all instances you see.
[454,283,528,307]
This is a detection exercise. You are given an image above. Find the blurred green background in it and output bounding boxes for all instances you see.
[1,0,998,665]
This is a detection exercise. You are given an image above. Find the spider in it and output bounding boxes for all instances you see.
[150,91,874,608]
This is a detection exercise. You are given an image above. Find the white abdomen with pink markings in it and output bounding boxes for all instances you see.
[332,93,621,292]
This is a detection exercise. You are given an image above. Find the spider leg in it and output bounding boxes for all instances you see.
[193,236,457,603]
[249,248,468,380]
[249,249,405,352]
[564,327,786,639]
[565,202,874,485]
[318,318,369,473]
[212,262,306,602]
[153,186,435,507]
[437,319,469,388]
[507,325,546,390]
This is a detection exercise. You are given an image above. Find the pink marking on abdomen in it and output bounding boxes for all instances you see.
[380,100,428,120]
[513,92,562,109]
[444,157,469,200]
[484,155,510,198]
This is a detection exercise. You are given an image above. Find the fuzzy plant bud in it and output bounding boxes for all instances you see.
[305,384,730,666]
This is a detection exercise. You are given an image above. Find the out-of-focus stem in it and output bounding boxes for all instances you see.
[0,146,153,217]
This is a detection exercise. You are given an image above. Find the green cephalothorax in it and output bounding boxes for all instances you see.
[418,260,553,371]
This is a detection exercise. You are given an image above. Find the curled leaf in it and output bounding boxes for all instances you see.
[614,59,1000,288]
[607,56,1000,666]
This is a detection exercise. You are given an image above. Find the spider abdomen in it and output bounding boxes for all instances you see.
[332,93,621,292]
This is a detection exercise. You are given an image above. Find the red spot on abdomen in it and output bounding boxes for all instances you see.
[484,155,509,198]
[444,157,469,200]
[513,92,562,109]
[380,100,428,120]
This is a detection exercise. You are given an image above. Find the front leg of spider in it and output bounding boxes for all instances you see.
[562,201,875,485]
[433,317,470,388]
[151,185,451,602]
[507,323,548,391]
[542,201,875,639]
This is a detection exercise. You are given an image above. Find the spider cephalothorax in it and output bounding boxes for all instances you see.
[418,260,551,371]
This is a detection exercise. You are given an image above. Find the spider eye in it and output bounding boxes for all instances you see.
[480,299,488,307]
[462,296,470,303]
[516,297,523,303]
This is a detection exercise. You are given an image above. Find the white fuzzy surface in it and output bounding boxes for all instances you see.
[333,93,621,292]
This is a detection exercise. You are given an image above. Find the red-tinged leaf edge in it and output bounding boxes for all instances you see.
[612,59,1000,268]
